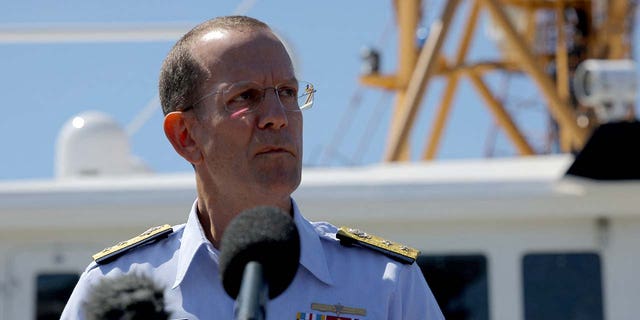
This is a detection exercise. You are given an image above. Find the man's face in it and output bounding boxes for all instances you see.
[186,28,303,204]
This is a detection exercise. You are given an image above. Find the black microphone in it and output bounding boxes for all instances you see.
[219,206,301,320]
[84,273,169,320]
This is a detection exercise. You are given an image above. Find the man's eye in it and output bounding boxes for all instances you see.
[231,89,259,103]
[278,87,297,98]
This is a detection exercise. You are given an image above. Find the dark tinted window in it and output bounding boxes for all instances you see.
[417,254,489,320]
[36,273,80,320]
[523,252,603,320]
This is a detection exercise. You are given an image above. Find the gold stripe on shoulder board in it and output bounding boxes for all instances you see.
[336,226,419,264]
[92,224,173,265]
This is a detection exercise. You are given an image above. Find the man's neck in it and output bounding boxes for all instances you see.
[195,187,293,248]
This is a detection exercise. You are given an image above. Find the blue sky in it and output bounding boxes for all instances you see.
[2,1,633,180]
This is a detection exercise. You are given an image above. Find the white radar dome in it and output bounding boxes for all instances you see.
[55,111,150,178]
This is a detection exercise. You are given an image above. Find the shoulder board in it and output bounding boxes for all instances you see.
[336,226,419,264]
[92,224,173,265]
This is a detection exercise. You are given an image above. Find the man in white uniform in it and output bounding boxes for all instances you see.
[62,16,444,320]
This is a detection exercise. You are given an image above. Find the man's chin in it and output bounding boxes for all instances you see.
[254,170,301,194]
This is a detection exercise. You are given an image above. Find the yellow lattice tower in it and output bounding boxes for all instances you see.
[360,0,636,161]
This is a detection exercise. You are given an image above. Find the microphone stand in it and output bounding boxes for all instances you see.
[234,261,268,320]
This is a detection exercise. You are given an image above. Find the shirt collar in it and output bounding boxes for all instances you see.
[172,200,215,289]
[292,199,334,286]
[172,198,334,289]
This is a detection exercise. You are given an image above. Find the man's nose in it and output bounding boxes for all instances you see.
[257,88,288,129]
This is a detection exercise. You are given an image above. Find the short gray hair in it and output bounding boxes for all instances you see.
[158,16,270,115]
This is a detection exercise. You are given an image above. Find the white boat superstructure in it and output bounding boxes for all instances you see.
[1,153,639,319]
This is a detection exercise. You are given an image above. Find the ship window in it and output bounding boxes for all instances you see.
[36,273,80,320]
[523,252,603,320]
[417,254,489,320]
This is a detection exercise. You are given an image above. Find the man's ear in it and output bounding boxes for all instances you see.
[163,112,203,165]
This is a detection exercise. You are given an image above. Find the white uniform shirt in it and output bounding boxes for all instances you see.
[61,200,444,320]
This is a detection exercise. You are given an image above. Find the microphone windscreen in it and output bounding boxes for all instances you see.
[84,273,169,320]
[219,206,300,299]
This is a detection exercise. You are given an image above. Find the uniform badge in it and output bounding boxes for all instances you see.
[336,226,419,264]
[296,314,359,320]
[92,224,173,265]
[296,313,326,319]
[299,302,366,319]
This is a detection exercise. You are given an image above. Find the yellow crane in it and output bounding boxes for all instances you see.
[360,0,636,162]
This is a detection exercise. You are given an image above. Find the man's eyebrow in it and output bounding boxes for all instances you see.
[280,78,298,85]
